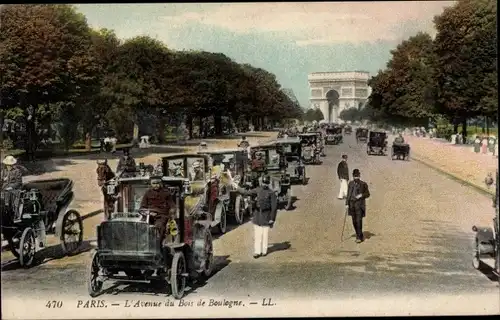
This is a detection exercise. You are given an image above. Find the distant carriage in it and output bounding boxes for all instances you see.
[391,143,410,161]
[367,131,388,156]
[355,128,369,143]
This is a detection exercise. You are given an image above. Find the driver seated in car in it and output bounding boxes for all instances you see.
[393,133,405,144]
[140,176,176,242]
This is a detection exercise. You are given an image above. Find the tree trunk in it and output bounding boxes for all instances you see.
[198,117,204,138]
[25,115,36,161]
[157,116,166,144]
[187,116,193,140]
[214,114,222,136]
[85,132,92,151]
[0,110,4,151]
[461,117,468,142]
[486,116,490,135]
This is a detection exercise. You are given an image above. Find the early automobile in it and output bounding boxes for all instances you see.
[250,143,293,210]
[325,127,343,145]
[356,127,369,143]
[275,137,307,185]
[299,133,322,164]
[367,131,388,155]
[344,125,352,135]
[472,170,499,284]
[197,148,249,225]
[1,178,83,267]
[391,143,410,160]
[162,154,227,234]
[87,174,213,299]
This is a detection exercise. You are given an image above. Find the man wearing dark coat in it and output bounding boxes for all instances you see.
[116,148,137,176]
[337,154,349,199]
[234,175,277,258]
[346,169,370,243]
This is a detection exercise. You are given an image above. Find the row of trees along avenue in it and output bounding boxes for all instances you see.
[0,5,303,158]
[341,0,497,135]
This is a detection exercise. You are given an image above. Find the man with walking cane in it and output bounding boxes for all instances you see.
[337,154,349,199]
[345,169,370,243]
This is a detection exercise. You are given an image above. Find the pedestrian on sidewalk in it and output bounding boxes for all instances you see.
[346,169,370,243]
[337,154,349,199]
[233,175,277,259]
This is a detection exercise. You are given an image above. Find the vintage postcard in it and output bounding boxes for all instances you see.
[1,1,499,319]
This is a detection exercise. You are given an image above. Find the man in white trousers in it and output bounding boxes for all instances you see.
[337,154,349,199]
[233,175,277,258]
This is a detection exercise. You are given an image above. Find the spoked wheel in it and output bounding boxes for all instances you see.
[233,195,244,225]
[19,227,36,268]
[472,237,481,270]
[7,232,21,259]
[202,230,214,278]
[302,169,307,185]
[217,203,227,234]
[170,251,187,299]
[87,251,104,297]
[286,189,293,211]
[60,210,83,255]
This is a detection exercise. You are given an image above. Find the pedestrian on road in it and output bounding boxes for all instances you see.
[233,175,277,259]
[346,169,370,243]
[337,154,349,199]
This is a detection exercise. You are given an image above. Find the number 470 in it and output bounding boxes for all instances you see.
[46,301,63,308]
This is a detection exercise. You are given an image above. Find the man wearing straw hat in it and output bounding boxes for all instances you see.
[1,155,24,217]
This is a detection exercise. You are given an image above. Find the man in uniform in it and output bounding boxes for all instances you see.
[346,169,370,243]
[393,133,405,144]
[233,175,277,258]
[189,161,205,181]
[140,176,176,243]
[116,148,137,176]
[337,154,349,199]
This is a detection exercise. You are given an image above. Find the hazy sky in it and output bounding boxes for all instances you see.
[76,2,455,108]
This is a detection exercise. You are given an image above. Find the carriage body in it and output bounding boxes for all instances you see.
[298,133,321,164]
[89,175,214,299]
[275,137,307,185]
[391,143,410,161]
[1,178,83,267]
[197,148,250,225]
[471,170,499,281]
[325,127,343,145]
[356,128,369,143]
[367,131,388,155]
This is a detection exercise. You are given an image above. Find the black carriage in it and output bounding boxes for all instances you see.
[344,125,352,135]
[325,127,343,145]
[472,170,499,283]
[298,133,322,164]
[356,128,369,143]
[249,143,293,210]
[162,154,227,234]
[391,143,410,161]
[1,178,83,267]
[275,137,307,185]
[88,175,213,299]
[367,131,388,156]
[197,148,249,225]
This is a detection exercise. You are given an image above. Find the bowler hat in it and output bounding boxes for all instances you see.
[353,169,360,177]
[342,154,348,159]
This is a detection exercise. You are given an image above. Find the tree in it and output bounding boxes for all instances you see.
[432,0,497,133]
[0,4,96,157]
[339,107,360,122]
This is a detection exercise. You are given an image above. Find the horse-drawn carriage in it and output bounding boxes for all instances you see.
[472,170,499,284]
[87,174,213,299]
[197,148,250,225]
[391,143,410,160]
[275,137,307,185]
[162,154,228,234]
[367,131,388,156]
[298,133,322,164]
[356,128,369,143]
[1,179,83,267]
[250,143,293,210]
[325,127,343,145]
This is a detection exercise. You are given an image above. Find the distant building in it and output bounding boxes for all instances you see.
[308,71,372,123]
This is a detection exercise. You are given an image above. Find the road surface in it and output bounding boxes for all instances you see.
[2,133,499,318]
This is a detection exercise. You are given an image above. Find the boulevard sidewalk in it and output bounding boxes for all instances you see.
[400,134,498,195]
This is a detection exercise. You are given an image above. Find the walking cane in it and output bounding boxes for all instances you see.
[341,206,348,242]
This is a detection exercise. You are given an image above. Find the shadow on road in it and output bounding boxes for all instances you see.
[99,255,231,298]
[1,240,93,272]
[349,231,376,240]
[267,241,292,255]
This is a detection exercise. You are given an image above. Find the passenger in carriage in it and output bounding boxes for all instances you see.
[1,156,24,218]
[140,176,176,243]
[116,148,137,177]
[393,133,405,144]
[189,161,205,181]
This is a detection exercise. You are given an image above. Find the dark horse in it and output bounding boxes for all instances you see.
[96,160,116,220]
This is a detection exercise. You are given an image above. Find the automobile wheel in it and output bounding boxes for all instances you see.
[472,237,481,269]
[302,170,307,185]
[286,189,293,211]
[170,251,187,299]
[60,209,83,255]
[7,232,21,259]
[233,195,244,225]
[87,251,104,297]
[19,227,36,267]
[217,203,227,234]
[202,230,214,278]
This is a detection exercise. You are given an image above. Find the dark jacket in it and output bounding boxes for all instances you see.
[140,187,175,217]
[2,166,23,189]
[251,159,266,171]
[116,157,137,173]
[346,179,370,217]
[238,185,277,226]
[337,161,349,180]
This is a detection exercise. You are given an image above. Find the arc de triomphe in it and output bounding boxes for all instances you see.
[308,71,371,123]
